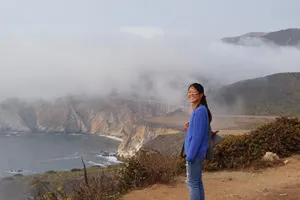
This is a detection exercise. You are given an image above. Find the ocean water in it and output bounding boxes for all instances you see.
[0,133,121,177]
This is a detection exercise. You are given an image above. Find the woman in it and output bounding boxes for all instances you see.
[184,83,212,200]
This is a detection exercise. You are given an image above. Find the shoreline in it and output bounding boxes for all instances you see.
[1,132,124,141]
[0,132,122,179]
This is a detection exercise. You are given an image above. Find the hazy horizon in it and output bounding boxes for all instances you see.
[1,0,300,102]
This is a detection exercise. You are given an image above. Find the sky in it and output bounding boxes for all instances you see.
[1,0,300,101]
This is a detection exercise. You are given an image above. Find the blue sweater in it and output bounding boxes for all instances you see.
[184,105,209,162]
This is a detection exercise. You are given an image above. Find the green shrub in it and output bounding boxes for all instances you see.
[204,117,300,171]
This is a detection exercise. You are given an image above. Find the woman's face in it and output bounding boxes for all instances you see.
[187,86,203,104]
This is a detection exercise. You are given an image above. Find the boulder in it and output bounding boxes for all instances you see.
[262,152,280,162]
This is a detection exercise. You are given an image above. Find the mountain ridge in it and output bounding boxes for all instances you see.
[221,28,300,46]
[210,72,300,116]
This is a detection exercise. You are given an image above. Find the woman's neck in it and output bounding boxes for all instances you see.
[192,102,201,110]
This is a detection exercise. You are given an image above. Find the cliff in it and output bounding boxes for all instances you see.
[0,96,181,157]
[141,133,185,157]
[117,124,181,158]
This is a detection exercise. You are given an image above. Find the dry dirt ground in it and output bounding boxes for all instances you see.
[122,155,300,200]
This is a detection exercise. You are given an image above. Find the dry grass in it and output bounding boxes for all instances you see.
[32,152,184,200]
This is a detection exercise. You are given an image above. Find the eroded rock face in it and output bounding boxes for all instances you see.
[0,99,31,133]
[0,96,183,157]
[141,133,185,157]
[117,125,181,158]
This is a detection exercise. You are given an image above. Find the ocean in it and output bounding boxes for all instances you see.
[0,133,121,177]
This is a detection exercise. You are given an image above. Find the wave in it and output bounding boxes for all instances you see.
[40,155,81,163]
[4,133,23,137]
[98,134,123,142]
[5,169,34,175]
[87,161,105,167]
[96,155,122,164]
[69,133,83,136]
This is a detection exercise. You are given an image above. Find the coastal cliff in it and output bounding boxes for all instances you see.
[0,96,182,157]
[117,124,181,158]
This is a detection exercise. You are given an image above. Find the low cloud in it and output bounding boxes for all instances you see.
[119,26,165,39]
[0,34,300,106]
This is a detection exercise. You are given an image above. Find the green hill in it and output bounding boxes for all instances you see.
[211,72,300,116]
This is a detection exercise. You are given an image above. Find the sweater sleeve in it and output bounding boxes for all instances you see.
[186,106,208,162]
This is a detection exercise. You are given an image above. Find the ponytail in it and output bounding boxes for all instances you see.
[201,95,212,123]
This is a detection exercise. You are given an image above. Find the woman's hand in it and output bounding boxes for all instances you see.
[184,122,189,131]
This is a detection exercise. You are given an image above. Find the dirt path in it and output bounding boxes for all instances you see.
[122,155,300,200]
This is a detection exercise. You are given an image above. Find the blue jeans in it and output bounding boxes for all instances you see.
[186,158,205,200]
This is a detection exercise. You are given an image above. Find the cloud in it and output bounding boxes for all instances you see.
[0,34,300,106]
[119,26,165,39]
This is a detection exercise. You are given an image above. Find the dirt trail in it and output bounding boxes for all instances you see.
[122,155,300,200]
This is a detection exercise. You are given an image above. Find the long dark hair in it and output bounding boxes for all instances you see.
[188,83,212,123]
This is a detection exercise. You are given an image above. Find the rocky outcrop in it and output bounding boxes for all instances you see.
[0,100,31,133]
[141,133,185,157]
[117,124,181,158]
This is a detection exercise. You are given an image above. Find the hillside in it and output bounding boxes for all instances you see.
[221,28,300,46]
[210,72,300,116]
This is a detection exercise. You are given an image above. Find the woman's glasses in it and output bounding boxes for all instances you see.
[187,92,199,96]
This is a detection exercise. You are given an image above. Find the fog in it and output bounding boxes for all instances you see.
[1,32,300,106]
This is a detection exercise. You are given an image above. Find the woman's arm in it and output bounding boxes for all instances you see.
[186,106,208,162]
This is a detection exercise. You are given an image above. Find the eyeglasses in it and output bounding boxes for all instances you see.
[187,92,199,95]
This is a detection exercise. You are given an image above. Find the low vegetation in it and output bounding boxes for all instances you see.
[204,117,300,171]
[32,117,300,200]
[32,153,184,200]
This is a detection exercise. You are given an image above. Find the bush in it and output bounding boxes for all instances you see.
[33,151,184,200]
[204,117,300,171]
[118,150,185,189]
[71,172,121,200]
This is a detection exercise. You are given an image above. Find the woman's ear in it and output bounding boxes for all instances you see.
[199,93,204,99]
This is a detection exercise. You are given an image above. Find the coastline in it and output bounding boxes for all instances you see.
[0,132,122,179]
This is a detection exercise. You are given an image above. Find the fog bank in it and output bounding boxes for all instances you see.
[1,34,300,105]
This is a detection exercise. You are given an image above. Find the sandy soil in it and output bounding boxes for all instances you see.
[122,155,300,200]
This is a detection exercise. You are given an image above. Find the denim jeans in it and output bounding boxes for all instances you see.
[186,158,205,200]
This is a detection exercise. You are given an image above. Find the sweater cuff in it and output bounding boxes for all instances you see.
[186,156,193,162]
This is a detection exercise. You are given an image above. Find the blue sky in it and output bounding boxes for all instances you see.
[1,0,300,100]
